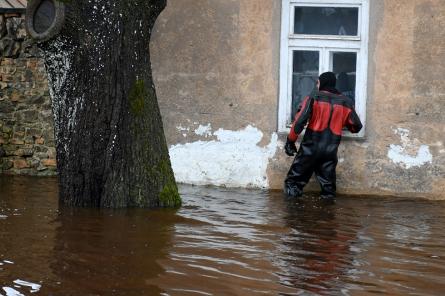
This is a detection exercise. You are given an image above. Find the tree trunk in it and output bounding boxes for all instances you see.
[25,0,180,208]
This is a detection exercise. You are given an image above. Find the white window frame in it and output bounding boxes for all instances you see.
[278,0,369,137]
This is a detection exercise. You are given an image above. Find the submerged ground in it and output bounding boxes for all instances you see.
[0,176,444,295]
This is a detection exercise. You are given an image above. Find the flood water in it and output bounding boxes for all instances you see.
[0,176,444,295]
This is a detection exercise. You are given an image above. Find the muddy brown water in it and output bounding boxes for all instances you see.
[0,176,444,296]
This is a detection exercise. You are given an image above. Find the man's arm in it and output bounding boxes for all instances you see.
[346,108,363,133]
[288,96,314,142]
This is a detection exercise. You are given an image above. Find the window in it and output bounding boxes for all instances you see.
[278,0,369,137]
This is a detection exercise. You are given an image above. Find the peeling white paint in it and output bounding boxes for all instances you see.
[194,124,212,137]
[169,125,278,188]
[176,125,191,138]
[387,128,433,169]
[176,125,190,132]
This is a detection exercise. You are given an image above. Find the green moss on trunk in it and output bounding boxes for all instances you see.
[155,158,181,207]
[128,80,147,116]
[159,182,181,208]
[128,78,181,208]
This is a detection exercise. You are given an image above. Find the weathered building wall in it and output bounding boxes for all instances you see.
[151,0,281,188]
[0,13,56,175]
[1,1,443,199]
[357,0,444,198]
[151,0,445,199]
[269,0,445,199]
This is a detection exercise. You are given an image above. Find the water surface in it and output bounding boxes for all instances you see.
[0,176,444,295]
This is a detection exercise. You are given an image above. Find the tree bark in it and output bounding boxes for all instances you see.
[26,0,180,208]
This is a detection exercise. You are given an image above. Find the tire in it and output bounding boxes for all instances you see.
[25,0,66,43]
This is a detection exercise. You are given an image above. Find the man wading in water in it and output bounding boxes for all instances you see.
[284,72,362,201]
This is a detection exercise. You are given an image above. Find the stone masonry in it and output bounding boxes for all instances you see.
[0,12,56,175]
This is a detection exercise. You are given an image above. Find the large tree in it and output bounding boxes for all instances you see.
[25,0,180,208]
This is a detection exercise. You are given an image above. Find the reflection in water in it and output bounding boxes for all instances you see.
[0,176,177,295]
[1,176,445,295]
[0,177,59,295]
[48,207,176,295]
[277,198,357,295]
[149,186,291,295]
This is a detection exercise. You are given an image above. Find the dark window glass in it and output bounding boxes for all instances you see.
[332,52,357,102]
[291,50,319,121]
[294,6,359,36]
[33,0,56,34]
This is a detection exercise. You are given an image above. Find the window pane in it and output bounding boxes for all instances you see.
[332,52,357,102]
[294,6,359,36]
[291,50,319,121]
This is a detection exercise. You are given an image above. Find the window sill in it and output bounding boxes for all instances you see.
[279,128,366,140]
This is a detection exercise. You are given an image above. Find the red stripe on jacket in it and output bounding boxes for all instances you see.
[288,91,362,141]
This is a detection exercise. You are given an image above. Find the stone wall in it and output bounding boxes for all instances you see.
[0,12,56,175]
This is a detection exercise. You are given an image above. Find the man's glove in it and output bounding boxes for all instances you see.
[284,138,297,156]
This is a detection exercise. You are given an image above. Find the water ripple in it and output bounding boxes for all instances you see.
[1,177,445,295]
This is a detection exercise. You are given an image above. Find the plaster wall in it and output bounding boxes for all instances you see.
[151,0,445,199]
[151,0,282,188]
[333,0,445,199]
